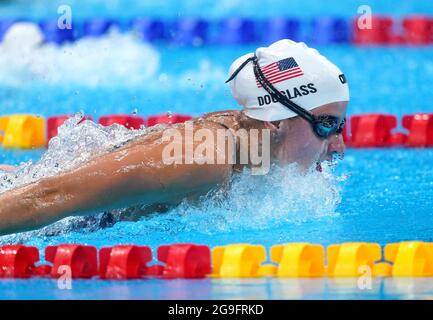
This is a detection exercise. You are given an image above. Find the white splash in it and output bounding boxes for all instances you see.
[142,163,343,234]
[0,23,160,87]
[0,22,230,91]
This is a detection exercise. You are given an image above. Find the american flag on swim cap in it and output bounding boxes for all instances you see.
[256,57,304,88]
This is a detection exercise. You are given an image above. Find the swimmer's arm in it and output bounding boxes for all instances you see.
[0,165,16,172]
[0,128,232,235]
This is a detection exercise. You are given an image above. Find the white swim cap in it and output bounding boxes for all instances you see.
[227,39,350,121]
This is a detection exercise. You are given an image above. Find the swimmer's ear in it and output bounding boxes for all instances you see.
[263,121,281,131]
[263,121,284,144]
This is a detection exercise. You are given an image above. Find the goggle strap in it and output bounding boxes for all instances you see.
[225,56,256,83]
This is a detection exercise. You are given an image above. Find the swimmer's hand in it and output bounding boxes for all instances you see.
[0,122,233,235]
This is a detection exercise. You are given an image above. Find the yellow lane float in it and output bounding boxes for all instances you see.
[0,114,46,149]
[327,242,381,277]
[385,241,433,277]
[211,244,266,278]
[270,243,325,277]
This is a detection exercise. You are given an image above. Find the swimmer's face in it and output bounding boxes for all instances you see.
[267,101,348,170]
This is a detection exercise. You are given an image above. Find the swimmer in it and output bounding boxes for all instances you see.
[0,39,349,235]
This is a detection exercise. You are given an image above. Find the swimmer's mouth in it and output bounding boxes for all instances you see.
[316,162,322,172]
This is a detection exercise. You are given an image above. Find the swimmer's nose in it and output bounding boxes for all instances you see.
[327,134,345,160]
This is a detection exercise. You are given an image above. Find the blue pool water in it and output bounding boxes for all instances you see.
[0,0,433,300]
[4,277,433,300]
[1,0,433,20]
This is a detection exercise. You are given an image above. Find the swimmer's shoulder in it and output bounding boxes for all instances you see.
[113,115,229,152]
[197,110,242,131]
[196,110,247,174]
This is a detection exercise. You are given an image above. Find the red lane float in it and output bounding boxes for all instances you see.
[145,264,165,277]
[99,245,152,279]
[342,125,350,146]
[98,115,146,129]
[0,245,39,278]
[353,16,394,45]
[350,114,402,147]
[402,113,433,147]
[32,265,52,277]
[403,16,433,45]
[157,244,211,279]
[45,244,98,279]
[146,114,193,127]
[4,113,433,150]
[389,132,407,146]
[47,115,93,143]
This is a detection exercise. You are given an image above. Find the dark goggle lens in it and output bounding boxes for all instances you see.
[314,116,346,138]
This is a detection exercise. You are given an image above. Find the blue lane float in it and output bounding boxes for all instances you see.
[310,17,350,44]
[39,19,74,44]
[171,18,208,46]
[83,18,117,37]
[1,16,433,46]
[132,18,166,42]
[261,17,302,45]
[214,18,257,44]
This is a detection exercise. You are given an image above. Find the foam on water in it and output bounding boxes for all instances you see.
[0,23,160,87]
[0,115,345,244]
[0,22,228,94]
[142,163,343,235]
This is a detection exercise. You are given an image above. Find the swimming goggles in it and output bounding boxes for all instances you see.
[226,55,346,139]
